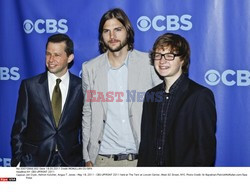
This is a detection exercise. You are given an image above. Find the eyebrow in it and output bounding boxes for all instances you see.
[103,26,124,30]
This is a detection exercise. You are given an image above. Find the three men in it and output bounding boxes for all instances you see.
[11,10,216,168]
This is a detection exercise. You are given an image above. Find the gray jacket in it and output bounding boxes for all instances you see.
[81,49,162,164]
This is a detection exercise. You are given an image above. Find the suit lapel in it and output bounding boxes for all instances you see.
[128,51,141,109]
[165,77,190,136]
[38,73,55,126]
[95,51,141,114]
[59,73,79,127]
[95,59,108,115]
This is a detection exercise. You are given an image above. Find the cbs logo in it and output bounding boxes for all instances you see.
[205,69,250,86]
[23,19,68,34]
[0,158,11,167]
[0,67,20,81]
[137,14,192,32]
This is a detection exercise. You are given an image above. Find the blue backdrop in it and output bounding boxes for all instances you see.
[0,0,249,167]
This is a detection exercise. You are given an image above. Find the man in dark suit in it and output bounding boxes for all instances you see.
[137,33,217,166]
[11,34,84,167]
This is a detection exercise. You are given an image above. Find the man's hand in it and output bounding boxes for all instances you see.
[86,161,93,167]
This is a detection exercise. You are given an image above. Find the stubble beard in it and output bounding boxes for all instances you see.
[105,39,128,52]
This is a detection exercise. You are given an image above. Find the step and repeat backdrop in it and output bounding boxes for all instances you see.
[0,0,249,166]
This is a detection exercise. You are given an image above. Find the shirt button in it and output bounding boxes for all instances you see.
[158,147,161,150]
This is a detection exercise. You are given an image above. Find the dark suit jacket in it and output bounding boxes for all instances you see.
[11,72,84,166]
[137,76,217,166]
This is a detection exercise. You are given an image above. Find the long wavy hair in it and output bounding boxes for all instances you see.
[98,8,134,53]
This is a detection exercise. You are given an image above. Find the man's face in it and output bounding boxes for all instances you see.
[46,42,73,77]
[154,47,183,79]
[102,18,128,52]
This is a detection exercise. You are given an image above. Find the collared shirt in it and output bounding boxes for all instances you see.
[155,73,185,166]
[99,51,137,155]
[47,70,69,112]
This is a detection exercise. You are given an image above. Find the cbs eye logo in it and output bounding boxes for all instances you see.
[205,70,220,86]
[137,16,151,32]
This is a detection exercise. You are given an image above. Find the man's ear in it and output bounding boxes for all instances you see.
[68,54,74,64]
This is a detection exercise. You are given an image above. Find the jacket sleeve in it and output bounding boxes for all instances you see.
[10,80,29,166]
[137,100,147,166]
[194,88,217,166]
[81,63,92,162]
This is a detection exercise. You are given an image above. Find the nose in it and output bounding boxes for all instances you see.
[159,55,167,63]
[110,30,116,39]
[48,55,55,62]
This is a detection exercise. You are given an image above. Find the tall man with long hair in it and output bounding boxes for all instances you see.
[82,8,161,167]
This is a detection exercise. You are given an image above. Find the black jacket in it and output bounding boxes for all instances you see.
[11,72,83,166]
[137,76,217,166]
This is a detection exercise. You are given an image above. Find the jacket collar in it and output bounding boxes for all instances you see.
[38,72,79,128]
